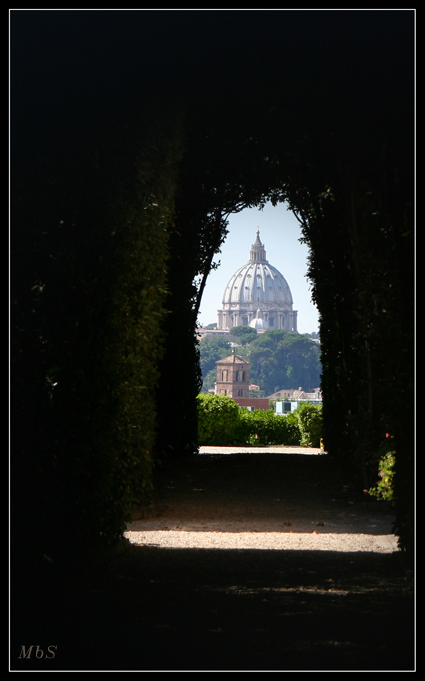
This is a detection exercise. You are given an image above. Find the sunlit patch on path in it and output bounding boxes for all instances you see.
[125,448,399,554]
[124,529,398,553]
[198,446,324,455]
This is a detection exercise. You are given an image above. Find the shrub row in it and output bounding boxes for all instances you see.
[197,394,322,447]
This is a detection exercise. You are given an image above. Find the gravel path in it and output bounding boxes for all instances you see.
[199,445,324,456]
[12,447,412,671]
[199,445,324,455]
[125,528,397,552]
[125,448,399,554]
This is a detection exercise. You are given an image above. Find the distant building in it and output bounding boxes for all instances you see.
[215,353,250,398]
[269,386,322,414]
[217,230,298,332]
[215,353,269,410]
[196,327,232,339]
[267,387,322,401]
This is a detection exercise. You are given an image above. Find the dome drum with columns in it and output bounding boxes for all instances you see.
[217,231,298,332]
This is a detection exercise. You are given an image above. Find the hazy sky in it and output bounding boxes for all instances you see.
[197,202,320,334]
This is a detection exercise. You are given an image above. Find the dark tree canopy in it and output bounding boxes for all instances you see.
[199,329,322,397]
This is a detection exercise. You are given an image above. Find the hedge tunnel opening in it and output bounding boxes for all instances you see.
[11,11,414,671]
[11,10,414,570]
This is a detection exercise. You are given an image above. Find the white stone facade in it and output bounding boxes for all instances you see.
[217,231,298,331]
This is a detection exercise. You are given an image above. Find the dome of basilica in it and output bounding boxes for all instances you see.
[249,309,268,330]
[217,231,298,332]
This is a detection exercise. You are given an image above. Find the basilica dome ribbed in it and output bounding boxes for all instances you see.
[217,231,298,332]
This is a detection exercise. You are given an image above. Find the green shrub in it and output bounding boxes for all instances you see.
[197,396,324,447]
[238,408,301,445]
[368,434,396,501]
[197,397,302,446]
[368,451,395,501]
[293,402,323,447]
[197,393,241,445]
[272,411,302,445]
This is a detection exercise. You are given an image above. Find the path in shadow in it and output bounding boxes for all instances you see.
[11,453,414,671]
[137,452,398,536]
